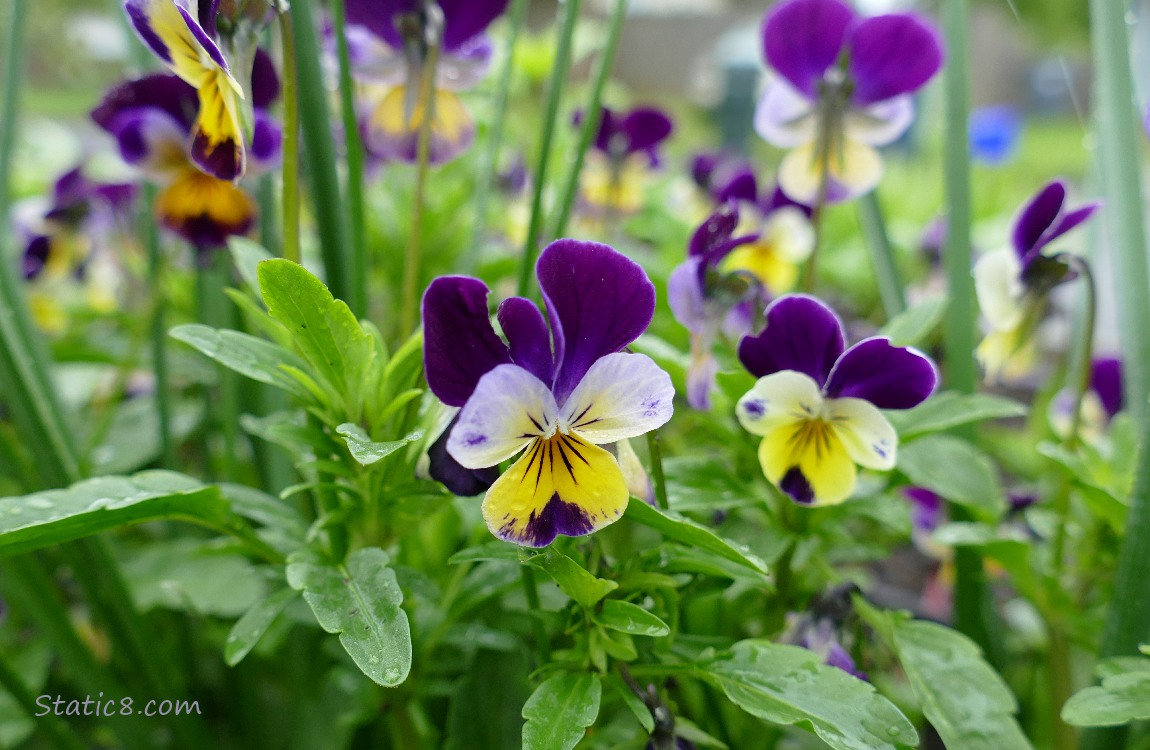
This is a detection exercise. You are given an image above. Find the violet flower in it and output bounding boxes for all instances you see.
[422,239,674,547]
[736,295,937,506]
[903,486,950,561]
[345,0,508,164]
[754,0,943,204]
[970,105,1022,166]
[580,105,673,215]
[1049,356,1125,442]
[973,180,1098,381]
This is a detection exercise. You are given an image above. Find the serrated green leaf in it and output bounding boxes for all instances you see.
[225,587,299,666]
[1063,671,1150,727]
[878,295,948,347]
[286,547,412,687]
[625,497,770,576]
[171,324,312,401]
[605,674,655,734]
[0,471,232,557]
[897,435,1005,515]
[521,548,617,609]
[698,640,917,750]
[521,672,601,750]
[592,599,670,637]
[258,259,374,410]
[336,423,423,466]
[889,391,1027,438]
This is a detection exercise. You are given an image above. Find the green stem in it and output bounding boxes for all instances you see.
[857,190,907,318]
[520,565,551,665]
[470,0,529,261]
[646,429,669,511]
[516,0,583,298]
[0,647,87,750]
[143,185,175,467]
[550,0,629,240]
[277,8,301,263]
[197,254,241,482]
[330,0,368,316]
[399,33,442,337]
[291,0,353,305]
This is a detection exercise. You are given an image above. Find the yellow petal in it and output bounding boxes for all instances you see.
[481,433,629,547]
[827,397,897,470]
[736,371,823,437]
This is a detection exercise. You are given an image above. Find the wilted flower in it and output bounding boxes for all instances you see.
[580,105,673,215]
[346,0,508,164]
[786,584,867,679]
[92,59,280,253]
[1049,356,1124,443]
[422,239,674,546]
[974,180,1098,381]
[754,0,943,204]
[736,295,936,506]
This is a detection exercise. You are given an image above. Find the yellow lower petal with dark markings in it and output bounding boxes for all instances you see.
[156,169,255,246]
[481,432,629,548]
[368,85,475,163]
[758,417,858,506]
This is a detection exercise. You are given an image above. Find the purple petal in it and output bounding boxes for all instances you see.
[249,112,283,171]
[620,107,673,156]
[969,105,1022,165]
[422,276,512,407]
[428,415,500,496]
[197,0,219,39]
[125,0,175,64]
[592,107,617,153]
[847,13,943,106]
[690,151,723,189]
[516,496,596,548]
[346,0,410,47]
[156,172,255,250]
[437,0,511,52]
[780,467,816,505]
[763,0,855,97]
[737,295,845,384]
[251,47,281,108]
[537,239,655,404]
[763,184,813,217]
[689,201,739,258]
[52,167,89,207]
[23,235,51,280]
[1011,180,1066,258]
[176,4,228,68]
[824,337,938,409]
[667,258,708,334]
[104,108,189,174]
[1039,203,1101,252]
[714,165,759,204]
[1091,357,1124,418]
[190,126,244,181]
[687,348,719,411]
[497,296,554,384]
[91,74,198,133]
[903,486,942,532]
[93,182,138,212]
[824,642,866,679]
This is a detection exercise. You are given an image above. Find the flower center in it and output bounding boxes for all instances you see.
[785,416,836,464]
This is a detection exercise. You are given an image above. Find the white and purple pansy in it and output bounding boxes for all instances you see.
[735,295,937,506]
[345,0,508,164]
[754,0,943,204]
[422,239,674,547]
[974,180,1099,381]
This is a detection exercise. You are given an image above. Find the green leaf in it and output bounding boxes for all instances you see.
[592,599,670,637]
[883,616,1033,749]
[0,471,233,558]
[889,391,1027,438]
[228,237,274,295]
[521,672,601,750]
[1063,672,1150,727]
[698,640,917,750]
[336,423,423,466]
[170,324,312,401]
[257,259,374,408]
[605,673,655,734]
[878,295,948,347]
[897,435,1005,515]
[286,547,412,687]
[225,587,299,666]
[121,539,266,616]
[448,541,521,564]
[625,497,770,576]
[521,548,617,609]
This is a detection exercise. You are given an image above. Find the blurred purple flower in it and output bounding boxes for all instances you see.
[970,105,1022,165]
[578,105,673,215]
[1049,356,1125,441]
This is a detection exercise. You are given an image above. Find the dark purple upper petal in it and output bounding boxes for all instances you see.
[1091,356,1124,418]
[689,201,740,258]
[536,239,655,404]
[422,276,512,406]
[198,0,219,39]
[737,294,845,383]
[251,47,281,109]
[250,111,283,166]
[823,337,937,409]
[763,0,855,98]
[1012,180,1066,258]
[620,107,673,156]
[176,4,228,68]
[714,165,759,204]
[23,235,51,280]
[125,0,174,64]
[847,13,943,106]
[346,0,411,47]
[91,73,198,133]
[903,486,942,532]
[690,151,723,189]
[763,183,813,217]
[497,296,554,384]
[437,0,510,51]
[1039,203,1100,252]
[428,414,499,496]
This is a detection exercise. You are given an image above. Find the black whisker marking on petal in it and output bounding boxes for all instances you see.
[534,441,547,492]
[521,440,542,489]
[554,438,577,482]
[528,414,544,432]
[561,435,592,467]
[570,402,594,425]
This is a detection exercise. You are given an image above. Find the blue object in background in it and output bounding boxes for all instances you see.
[970,104,1023,165]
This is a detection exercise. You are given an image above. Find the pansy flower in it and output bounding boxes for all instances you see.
[973,180,1098,381]
[92,61,280,254]
[345,0,508,164]
[970,105,1022,166]
[785,585,867,679]
[124,0,250,180]
[754,0,943,204]
[422,239,674,547]
[1049,356,1124,443]
[579,106,673,215]
[736,295,937,506]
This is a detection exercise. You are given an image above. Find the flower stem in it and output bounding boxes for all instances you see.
[277,7,300,264]
[646,429,670,511]
[857,189,907,318]
[516,0,583,298]
[197,252,241,481]
[400,33,442,337]
[550,0,629,240]
[521,565,551,665]
[330,0,368,316]
[470,0,529,262]
[143,185,175,466]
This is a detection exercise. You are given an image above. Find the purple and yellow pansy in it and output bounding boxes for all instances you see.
[736,295,937,506]
[973,180,1098,381]
[345,0,508,164]
[580,105,673,215]
[422,239,674,547]
[754,0,943,204]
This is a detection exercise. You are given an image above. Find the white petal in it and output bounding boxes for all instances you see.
[843,95,914,146]
[827,397,897,470]
[973,247,1026,332]
[754,80,818,148]
[560,352,674,444]
[448,364,558,469]
[760,206,815,263]
[736,370,824,437]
